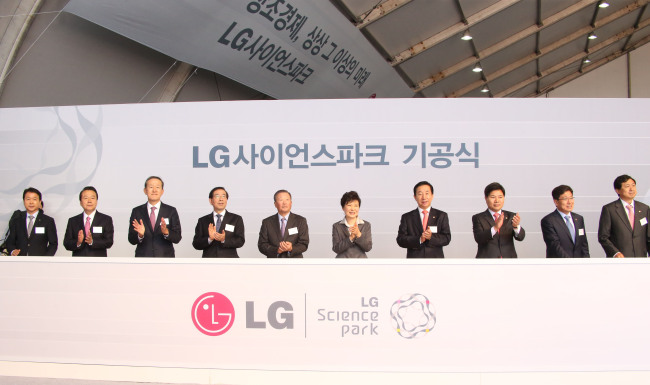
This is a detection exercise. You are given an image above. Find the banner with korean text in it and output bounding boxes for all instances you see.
[0,98,649,259]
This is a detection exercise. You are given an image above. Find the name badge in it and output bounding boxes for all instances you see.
[429,226,438,233]
[578,228,585,236]
[35,227,45,234]
[641,218,648,226]
[288,227,298,235]
[163,218,169,225]
[225,224,235,232]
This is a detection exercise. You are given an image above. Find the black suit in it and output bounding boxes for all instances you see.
[6,210,57,256]
[598,199,650,257]
[63,211,114,256]
[192,211,245,258]
[541,210,590,258]
[128,202,182,257]
[396,208,451,258]
[472,209,525,258]
[258,212,309,258]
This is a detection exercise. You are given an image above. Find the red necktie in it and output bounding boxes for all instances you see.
[494,212,500,233]
[85,216,91,237]
[422,210,429,231]
[627,205,634,229]
[150,207,157,229]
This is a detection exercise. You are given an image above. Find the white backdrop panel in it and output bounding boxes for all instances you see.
[0,98,649,258]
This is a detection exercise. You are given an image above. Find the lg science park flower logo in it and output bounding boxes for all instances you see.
[191,292,235,336]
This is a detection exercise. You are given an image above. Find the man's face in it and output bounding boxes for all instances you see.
[615,179,637,202]
[274,192,292,216]
[553,190,574,215]
[144,178,164,204]
[210,189,228,212]
[80,190,98,213]
[485,189,505,212]
[414,185,433,210]
[343,200,360,219]
[23,192,41,214]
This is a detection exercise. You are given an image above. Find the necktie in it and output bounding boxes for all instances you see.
[493,212,500,233]
[216,214,222,231]
[564,215,575,243]
[27,215,34,238]
[85,216,91,237]
[150,207,157,229]
[627,204,634,229]
[280,217,286,237]
[422,210,429,231]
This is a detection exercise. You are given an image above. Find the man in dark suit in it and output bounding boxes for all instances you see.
[598,174,650,258]
[7,187,57,256]
[128,176,182,257]
[396,181,451,258]
[258,189,309,258]
[541,185,590,258]
[192,187,245,257]
[63,186,114,257]
[472,182,525,258]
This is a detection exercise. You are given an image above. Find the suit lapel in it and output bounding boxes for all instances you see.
[413,209,424,233]
[614,201,633,232]
[553,211,573,243]
[284,214,296,241]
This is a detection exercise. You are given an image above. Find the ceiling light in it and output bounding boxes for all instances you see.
[583,57,591,63]
[472,63,483,72]
[599,1,610,8]
[588,33,597,40]
[461,31,472,41]
[481,85,489,93]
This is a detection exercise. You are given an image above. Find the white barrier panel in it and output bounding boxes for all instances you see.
[1,98,650,259]
[1,257,650,373]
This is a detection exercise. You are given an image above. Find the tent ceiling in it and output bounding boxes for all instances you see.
[331,0,650,97]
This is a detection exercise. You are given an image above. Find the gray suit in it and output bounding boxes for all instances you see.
[332,219,372,258]
[598,199,650,257]
[258,212,309,258]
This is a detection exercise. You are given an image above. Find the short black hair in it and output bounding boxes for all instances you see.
[209,187,229,199]
[551,185,573,200]
[484,182,505,198]
[340,191,361,208]
[23,187,42,201]
[79,186,98,201]
[413,181,434,196]
[144,176,164,189]
[614,174,635,190]
[274,189,291,202]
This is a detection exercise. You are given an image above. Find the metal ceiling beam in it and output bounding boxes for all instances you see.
[390,0,521,66]
[414,0,601,93]
[447,0,648,97]
[356,0,413,29]
[494,17,650,97]
[530,33,650,97]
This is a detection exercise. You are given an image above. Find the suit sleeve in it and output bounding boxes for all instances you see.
[597,205,619,257]
[165,207,182,244]
[223,215,245,249]
[91,215,114,250]
[427,212,451,247]
[128,208,140,245]
[355,222,372,252]
[290,217,309,256]
[45,217,58,256]
[192,217,210,250]
[258,219,277,258]
[332,223,353,254]
[472,214,493,245]
[6,213,19,254]
[644,206,650,255]
[396,214,420,249]
[541,216,571,258]
[514,226,525,241]
[63,218,81,252]
[580,218,590,257]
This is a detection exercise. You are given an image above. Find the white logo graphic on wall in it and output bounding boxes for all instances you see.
[390,293,436,339]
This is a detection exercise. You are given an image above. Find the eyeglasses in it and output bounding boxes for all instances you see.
[557,197,575,202]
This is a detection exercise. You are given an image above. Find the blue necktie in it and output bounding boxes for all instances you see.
[216,214,222,231]
[564,215,575,243]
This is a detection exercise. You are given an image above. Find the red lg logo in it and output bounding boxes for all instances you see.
[191,292,235,336]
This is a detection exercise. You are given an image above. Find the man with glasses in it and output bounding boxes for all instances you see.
[541,185,590,258]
